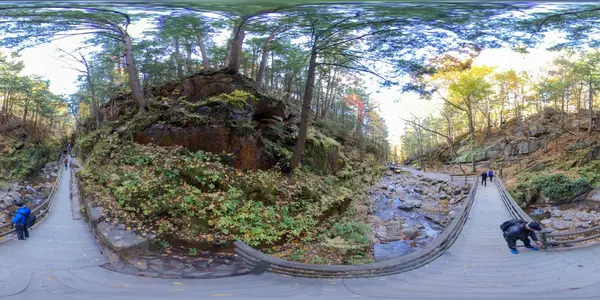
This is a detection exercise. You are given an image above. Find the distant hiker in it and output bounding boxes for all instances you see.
[481,171,487,186]
[488,169,494,183]
[500,219,542,254]
[64,157,69,169]
[12,202,30,240]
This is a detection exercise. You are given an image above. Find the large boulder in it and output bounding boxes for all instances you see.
[385,221,403,241]
[398,199,423,211]
[504,143,518,157]
[551,220,573,230]
[518,140,530,155]
[579,146,600,166]
[7,191,21,203]
[402,226,421,240]
[529,123,548,137]
[97,222,155,254]
[587,187,600,202]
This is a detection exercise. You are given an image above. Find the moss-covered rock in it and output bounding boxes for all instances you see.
[303,127,341,174]
[532,174,590,204]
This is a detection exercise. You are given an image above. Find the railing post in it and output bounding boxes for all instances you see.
[540,232,547,249]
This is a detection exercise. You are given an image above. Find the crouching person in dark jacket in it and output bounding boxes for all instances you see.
[12,202,30,240]
[501,219,542,254]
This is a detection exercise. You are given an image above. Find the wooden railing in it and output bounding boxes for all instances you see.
[495,177,600,250]
[496,178,534,222]
[0,157,64,242]
[449,174,477,185]
[234,179,479,278]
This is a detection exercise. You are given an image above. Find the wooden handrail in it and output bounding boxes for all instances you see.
[494,178,600,249]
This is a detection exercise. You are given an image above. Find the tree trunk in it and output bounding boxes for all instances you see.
[589,74,594,135]
[124,33,147,113]
[284,74,293,103]
[466,98,476,173]
[289,48,318,171]
[255,31,277,89]
[486,97,491,137]
[185,42,193,74]
[416,124,425,172]
[22,99,29,124]
[196,34,211,71]
[225,23,245,74]
[270,51,275,88]
[174,37,183,77]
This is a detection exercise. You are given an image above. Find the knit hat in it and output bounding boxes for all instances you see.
[528,222,542,231]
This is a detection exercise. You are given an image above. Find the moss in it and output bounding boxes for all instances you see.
[0,136,61,183]
[303,127,341,174]
[453,145,490,164]
[532,173,590,204]
[231,121,256,137]
[579,159,600,186]
[306,127,340,156]
[263,139,291,160]
[203,90,256,109]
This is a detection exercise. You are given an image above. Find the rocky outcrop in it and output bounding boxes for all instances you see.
[503,138,545,157]
[135,124,274,171]
[101,72,345,174]
[157,72,287,121]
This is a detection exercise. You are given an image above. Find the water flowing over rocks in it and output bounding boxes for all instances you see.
[0,161,59,225]
[368,169,469,261]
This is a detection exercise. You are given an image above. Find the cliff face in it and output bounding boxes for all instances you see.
[85,70,342,174]
[0,117,61,183]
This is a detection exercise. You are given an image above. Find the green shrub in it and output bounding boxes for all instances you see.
[532,173,590,204]
[78,142,371,249]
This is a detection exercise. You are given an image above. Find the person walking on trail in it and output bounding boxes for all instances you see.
[500,219,542,254]
[481,171,488,186]
[12,202,30,240]
[64,157,69,170]
[488,169,494,183]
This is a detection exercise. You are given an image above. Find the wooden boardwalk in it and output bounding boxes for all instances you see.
[1,169,599,299]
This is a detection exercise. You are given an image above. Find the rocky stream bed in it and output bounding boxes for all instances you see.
[368,169,470,261]
[0,161,59,225]
[529,201,600,232]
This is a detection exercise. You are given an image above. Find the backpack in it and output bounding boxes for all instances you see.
[26,213,36,228]
[500,219,524,232]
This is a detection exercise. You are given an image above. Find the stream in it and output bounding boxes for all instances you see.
[0,161,59,224]
[369,169,469,261]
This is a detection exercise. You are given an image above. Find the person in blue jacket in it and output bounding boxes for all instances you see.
[488,169,494,183]
[12,202,30,240]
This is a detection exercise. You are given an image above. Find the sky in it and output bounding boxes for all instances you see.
[8,18,561,147]
[375,46,561,145]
